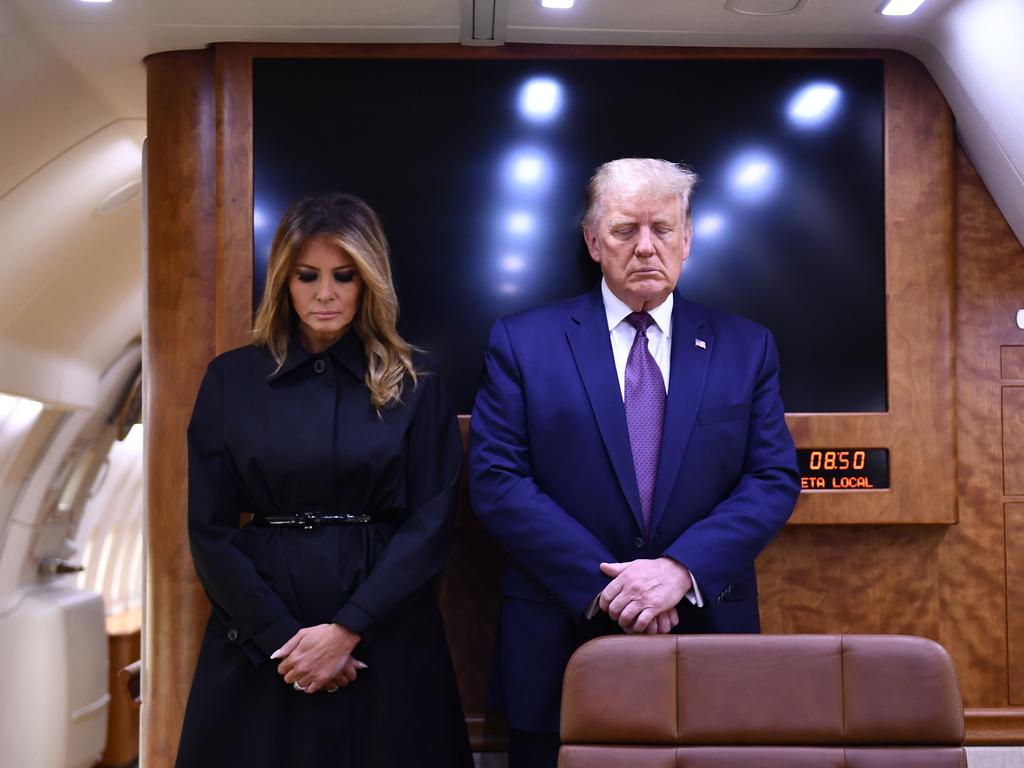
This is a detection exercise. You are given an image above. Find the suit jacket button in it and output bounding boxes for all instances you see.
[634,537,644,549]
[227,628,239,642]
[313,359,326,374]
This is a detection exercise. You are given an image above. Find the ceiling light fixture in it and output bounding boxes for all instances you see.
[80,0,114,4]
[95,180,141,217]
[540,0,575,9]
[878,0,926,16]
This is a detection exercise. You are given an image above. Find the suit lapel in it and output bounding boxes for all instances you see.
[566,288,644,528]
[651,296,712,532]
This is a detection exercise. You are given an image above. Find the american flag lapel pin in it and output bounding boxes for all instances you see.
[695,338,707,350]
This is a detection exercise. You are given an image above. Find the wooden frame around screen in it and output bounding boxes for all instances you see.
[210,43,956,526]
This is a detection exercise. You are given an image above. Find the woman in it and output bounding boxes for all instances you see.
[176,193,473,767]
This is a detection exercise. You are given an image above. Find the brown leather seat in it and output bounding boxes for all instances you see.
[559,634,966,767]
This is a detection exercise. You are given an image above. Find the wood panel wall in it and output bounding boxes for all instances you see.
[143,49,217,768]
[143,44,1024,764]
[955,148,1024,738]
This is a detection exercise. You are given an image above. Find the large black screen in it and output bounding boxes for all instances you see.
[253,57,886,414]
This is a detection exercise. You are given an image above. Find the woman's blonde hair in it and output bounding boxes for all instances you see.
[252,193,417,409]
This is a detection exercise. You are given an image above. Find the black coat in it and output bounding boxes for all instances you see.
[175,332,472,767]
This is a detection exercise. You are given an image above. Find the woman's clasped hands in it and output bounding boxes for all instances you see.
[271,623,366,694]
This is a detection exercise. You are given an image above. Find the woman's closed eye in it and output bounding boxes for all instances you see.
[334,270,356,284]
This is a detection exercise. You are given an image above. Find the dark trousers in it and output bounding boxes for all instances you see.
[507,728,560,768]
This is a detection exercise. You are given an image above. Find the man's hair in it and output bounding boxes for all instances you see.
[582,158,699,231]
[251,192,418,409]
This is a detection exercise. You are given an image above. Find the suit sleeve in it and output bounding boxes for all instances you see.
[187,364,301,665]
[333,373,462,636]
[469,318,618,618]
[661,328,800,603]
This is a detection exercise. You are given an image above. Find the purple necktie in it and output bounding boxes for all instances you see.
[624,312,666,531]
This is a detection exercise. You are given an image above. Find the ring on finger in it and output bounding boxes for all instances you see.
[293,681,307,692]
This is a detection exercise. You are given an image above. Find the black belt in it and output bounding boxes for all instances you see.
[255,511,372,530]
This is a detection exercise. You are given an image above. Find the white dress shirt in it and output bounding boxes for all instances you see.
[602,279,673,399]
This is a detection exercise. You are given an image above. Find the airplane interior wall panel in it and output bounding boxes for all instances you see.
[0,585,108,768]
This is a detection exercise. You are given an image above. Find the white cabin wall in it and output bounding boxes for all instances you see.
[916,0,1024,246]
[0,1,118,198]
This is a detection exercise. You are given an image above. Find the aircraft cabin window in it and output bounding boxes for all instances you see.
[74,422,143,619]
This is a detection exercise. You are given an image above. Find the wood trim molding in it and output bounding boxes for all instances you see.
[786,52,956,524]
[142,47,217,767]
[966,708,1024,745]
[214,44,254,353]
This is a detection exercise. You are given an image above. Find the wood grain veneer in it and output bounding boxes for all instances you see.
[143,48,217,767]
[1006,504,1024,705]
[1001,347,1024,380]
[1004,390,1024,494]
[214,45,255,352]
[965,708,1024,745]
[951,146,1024,717]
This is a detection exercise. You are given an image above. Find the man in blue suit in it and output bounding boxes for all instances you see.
[469,158,801,767]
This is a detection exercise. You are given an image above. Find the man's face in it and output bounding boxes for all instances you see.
[584,194,692,311]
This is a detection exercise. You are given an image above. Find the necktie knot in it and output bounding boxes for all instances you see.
[626,311,655,335]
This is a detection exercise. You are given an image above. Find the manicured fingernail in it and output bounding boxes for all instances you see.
[354,661,368,669]
[270,649,282,659]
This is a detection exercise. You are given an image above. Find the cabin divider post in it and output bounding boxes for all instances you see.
[143,47,217,768]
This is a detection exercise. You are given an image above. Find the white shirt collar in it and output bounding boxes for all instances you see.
[601,279,673,338]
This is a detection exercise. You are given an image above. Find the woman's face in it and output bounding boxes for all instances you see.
[288,234,364,353]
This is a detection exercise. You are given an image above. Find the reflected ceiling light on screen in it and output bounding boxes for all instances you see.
[80,0,113,3]
[878,0,925,15]
[504,147,553,191]
[501,253,527,274]
[787,82,842,127]
[513,154,544,186]
[695,213,726,239]
[519,78,563,122]
[736,161,771,188]
[540,0,575,8]
[727,149,780,203]
[507,212,535,235]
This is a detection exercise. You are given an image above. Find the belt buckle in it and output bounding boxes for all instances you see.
[298,510,321,530]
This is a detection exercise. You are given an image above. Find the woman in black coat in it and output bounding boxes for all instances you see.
[175,193,473,767]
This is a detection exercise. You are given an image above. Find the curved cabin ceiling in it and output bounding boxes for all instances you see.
[0,118,143,409]
[0,0,1021,410]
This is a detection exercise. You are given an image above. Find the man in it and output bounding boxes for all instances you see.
[469,158,800,767]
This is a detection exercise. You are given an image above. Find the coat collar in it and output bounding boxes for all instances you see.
[267,327,366,382]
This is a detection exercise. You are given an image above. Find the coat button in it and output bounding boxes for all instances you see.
[227,628,239,642]
[313,359,326,374]
[634,537,644,549]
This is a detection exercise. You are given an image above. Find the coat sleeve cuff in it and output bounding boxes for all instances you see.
[241,613,302,666]
[334,601,375,636]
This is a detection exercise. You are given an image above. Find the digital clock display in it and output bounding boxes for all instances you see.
[796,449,889,490]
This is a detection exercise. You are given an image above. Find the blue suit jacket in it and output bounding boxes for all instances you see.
[468,286,800,731]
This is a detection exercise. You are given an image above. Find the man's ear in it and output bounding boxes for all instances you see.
[582,227,601,263]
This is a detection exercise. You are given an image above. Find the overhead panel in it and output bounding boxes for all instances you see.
[461,0,509,45]
[726,0,807,15]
